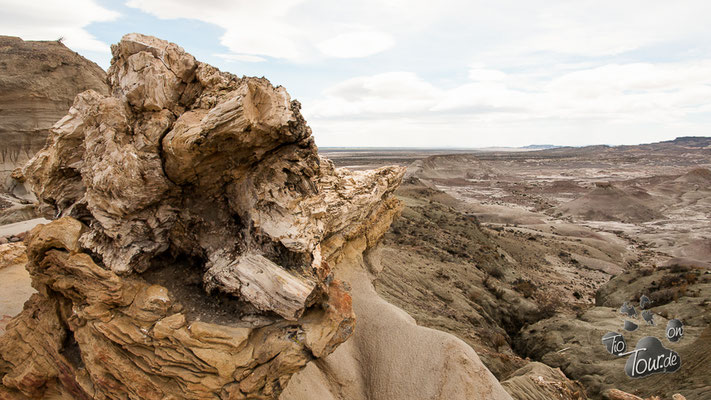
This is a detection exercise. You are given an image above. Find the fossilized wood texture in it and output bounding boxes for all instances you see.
[1,33,404,399]
[0,218,355,399]
[204,252,316,321]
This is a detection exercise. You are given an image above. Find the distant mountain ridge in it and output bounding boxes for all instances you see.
[521,144,562,150]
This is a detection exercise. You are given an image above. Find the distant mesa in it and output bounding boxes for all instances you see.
[673,167,711,185]
[406,154,494,182]
[521,144,562,150]
[548,180,585,193]
[556,182,664,223]
[662,136,711,148]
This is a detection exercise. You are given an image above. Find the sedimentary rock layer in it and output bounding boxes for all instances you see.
[0,36,108,187]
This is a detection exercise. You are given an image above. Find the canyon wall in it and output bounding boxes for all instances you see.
[0,36,108,188]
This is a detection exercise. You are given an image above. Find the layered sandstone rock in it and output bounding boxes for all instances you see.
[0,36,108,188]
[0,33,404,399]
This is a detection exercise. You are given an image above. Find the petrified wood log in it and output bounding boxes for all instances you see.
[204,252,317,321]
[0,33,404,399]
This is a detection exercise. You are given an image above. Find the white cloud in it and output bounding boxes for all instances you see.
[311,72,439,117]
[0,0,118,53]
[305,59,711,147]
[316,30,395,58]
[5,0,711,147]
[125,0,431,61]
[214,53,267,63]
[468,66,507,82]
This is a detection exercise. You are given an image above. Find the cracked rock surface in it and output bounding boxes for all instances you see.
[0,33,404,399]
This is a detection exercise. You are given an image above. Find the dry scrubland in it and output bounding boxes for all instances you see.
[325,139,711,399]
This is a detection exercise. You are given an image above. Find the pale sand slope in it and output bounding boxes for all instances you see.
[0,217,48,237]
[0,243,34,335]
[282,238,512,400]
[0,219,46,335]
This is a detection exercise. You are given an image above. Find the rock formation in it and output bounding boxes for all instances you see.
[500,362,587,400]
[0,33,405,399]
[0,36,108,188]
[281,246,514,400]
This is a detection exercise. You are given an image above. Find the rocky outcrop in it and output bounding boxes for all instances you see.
[0,33,404,399]
[0,36,108,188]
[501,362,587,400]
[281,242,514,400]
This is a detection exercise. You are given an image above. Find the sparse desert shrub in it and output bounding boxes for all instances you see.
[467,288,480,303]
[453,280,467,291]
[573,304,587,319]
[512,278,537,298]
[658,272,698,289]
[646,270,698,306]
[467,315,480,327]
[536,291,562,319]
[483,274,505,299]
[649,288,677,306]
[639,268,654,277]
[489,331,508,350]
[669,264,692,273]
[484,264,505,279]
[684,272,698,285]
[435,269,450,280]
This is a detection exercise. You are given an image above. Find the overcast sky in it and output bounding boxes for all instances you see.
[2,0,711,148]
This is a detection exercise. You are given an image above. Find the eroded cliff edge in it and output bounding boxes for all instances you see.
[0,34,515,400]
[0,33,404,399]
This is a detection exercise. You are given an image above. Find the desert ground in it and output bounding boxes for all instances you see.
[323,137,711,399]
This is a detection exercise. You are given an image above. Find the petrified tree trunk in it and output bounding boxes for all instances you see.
[204,252,317,321]
[0,33,404,399]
